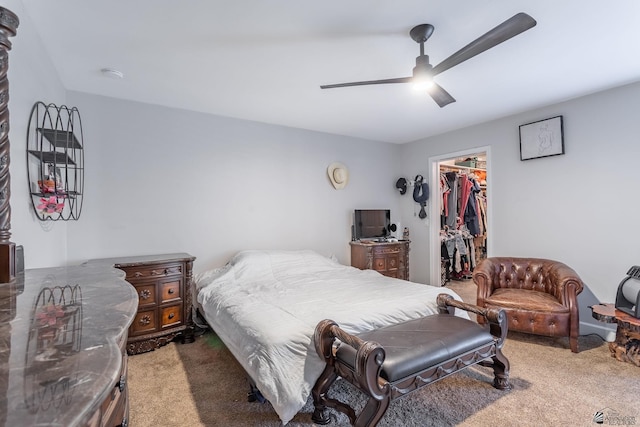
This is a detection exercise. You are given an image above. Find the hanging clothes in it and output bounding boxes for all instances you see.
[440,227,475,281]
[445,172,458,228]
[463,177,482,236]
[458,174,473,222]
[440,173,451,219]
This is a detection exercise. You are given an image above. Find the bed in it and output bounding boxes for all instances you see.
[194,249,467,425]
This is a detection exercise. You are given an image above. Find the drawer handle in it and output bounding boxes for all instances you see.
[151,269,162,276]
[139,315,151,326]
[134,272,143,277]
[139,289,151,300]
[168,288,175,295]
[118,375,126,393]
[168,313,175,319]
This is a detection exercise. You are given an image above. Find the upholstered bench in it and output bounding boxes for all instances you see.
[311,294,510,427]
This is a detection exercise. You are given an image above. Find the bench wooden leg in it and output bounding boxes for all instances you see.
[312,364,359,425]
[491,348,511,390]
[354,394,391,427]
[311,364,337,425]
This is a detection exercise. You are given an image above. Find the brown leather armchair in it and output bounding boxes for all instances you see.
[473,257,584,353]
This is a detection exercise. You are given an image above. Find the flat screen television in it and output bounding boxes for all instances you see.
[353,209,391,240]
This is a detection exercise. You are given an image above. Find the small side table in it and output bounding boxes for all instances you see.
[591,303,640,366]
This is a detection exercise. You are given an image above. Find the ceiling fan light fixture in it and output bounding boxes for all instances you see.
[412,54,434,91]
[412,77,434,91]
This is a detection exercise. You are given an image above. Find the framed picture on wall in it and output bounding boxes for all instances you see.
[519,115,564,161]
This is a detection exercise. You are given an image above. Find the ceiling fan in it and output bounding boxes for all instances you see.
[320,13,537,107]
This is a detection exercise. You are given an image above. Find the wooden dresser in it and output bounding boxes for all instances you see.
[0,264,138,426]
[87,253,196,355]
[350,240,410,280]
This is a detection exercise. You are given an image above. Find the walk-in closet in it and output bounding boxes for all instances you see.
[438,154,487,285]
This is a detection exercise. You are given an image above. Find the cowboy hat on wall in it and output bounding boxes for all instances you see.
[328,162,349,190]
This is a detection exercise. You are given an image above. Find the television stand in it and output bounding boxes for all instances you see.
[350,240,410,280]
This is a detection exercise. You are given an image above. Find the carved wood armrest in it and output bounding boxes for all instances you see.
[314,319,366,359]
[314,319,388,400]
[437,293,508,347]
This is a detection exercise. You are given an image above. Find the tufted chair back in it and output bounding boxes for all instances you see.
[474,257,584,352]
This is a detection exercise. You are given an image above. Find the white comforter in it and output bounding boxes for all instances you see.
[195,249,466,425]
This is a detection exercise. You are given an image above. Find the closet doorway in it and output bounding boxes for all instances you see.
[428,146,491,287]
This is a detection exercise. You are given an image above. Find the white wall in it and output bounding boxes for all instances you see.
[399,81,640,337]
[64,92,400,273]
[4,0,403,274]
[5,0,68,269]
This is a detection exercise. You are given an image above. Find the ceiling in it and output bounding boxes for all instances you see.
[20,1,640,144]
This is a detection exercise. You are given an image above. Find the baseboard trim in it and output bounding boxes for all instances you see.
[580,321,616,342]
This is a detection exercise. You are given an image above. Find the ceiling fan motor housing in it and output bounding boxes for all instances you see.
[413,55,433,79]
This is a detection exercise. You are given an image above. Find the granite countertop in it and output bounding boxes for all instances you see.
[0,264,138,426]
[84,252,195,268]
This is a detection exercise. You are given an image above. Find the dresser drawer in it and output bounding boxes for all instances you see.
[161,304,182,328]
[386,255,399,270]
[98,337,129,427]
[135,283,157,307]
[374,255,399,272]
[373,257,387,271]
[374,246,401,255]
[160,279,182,303]
[131,309,157,335]
[103,390,127,427]
[101,355,126,422]
[121,262,184,281]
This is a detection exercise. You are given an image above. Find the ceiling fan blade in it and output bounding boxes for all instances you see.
[320,76,411,89]
[431,12,536,76]
[427,83,456,108]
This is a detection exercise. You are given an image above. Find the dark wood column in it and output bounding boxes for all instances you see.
[0,7,18,283]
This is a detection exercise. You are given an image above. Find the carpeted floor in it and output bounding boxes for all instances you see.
[128,280,640,426]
